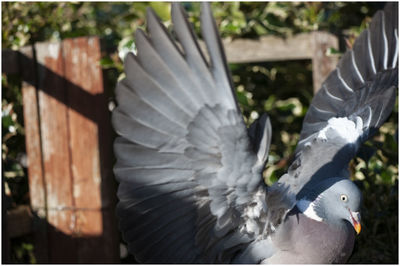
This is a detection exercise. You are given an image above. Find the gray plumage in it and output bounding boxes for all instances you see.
[112,2,398,264]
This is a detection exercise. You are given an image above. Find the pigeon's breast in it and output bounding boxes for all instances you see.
[265,211,355,263]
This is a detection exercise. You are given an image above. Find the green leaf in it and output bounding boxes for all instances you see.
[149,2,170,21]
[236,90,249,107]
[380,169,393,184]
[263,95,276,111]
[99,57,114,68]
[2,115,13,129]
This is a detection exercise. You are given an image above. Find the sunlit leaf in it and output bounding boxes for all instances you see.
[149,2,170,21]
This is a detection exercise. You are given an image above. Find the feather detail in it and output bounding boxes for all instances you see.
[113,3,271,263]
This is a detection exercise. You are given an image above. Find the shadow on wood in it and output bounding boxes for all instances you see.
[3,38,119,263]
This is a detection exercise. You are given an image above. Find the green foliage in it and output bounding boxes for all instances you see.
[2,2,397,263]
[230,60,313,185]
[10,239,36,264]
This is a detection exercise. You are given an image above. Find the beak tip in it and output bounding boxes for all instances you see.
[350,211,361,235]
[354,223,361,235]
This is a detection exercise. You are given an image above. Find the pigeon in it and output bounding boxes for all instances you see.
[112,2,398,264]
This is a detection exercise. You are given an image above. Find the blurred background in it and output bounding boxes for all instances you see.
[2,2,397,263]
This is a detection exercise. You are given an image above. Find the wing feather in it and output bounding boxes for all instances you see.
[113,3,272,263]
[279,3,398,197]
[200,3,237,111]
[123,54,192,126]
[146,8,209,105]
[115,83,185,136]
[171,4,218,107]
[135,29,200,114]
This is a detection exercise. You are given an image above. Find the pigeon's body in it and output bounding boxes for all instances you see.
[266,209,355,264]
[112,2,398,264]
[232,177,361,263]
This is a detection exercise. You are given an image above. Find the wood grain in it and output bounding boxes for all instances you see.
[18,38,119,262]
[19,45,50,262]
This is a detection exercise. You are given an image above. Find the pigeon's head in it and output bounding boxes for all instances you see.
[298,178,362,234]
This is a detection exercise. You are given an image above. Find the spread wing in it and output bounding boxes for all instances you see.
[279,3,398,199]
[112,3,272,263]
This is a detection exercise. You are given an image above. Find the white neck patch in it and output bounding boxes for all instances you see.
[296,198,323,222]
[317,116,364,144]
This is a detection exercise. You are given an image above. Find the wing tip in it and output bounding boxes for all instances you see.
[171,2,185,23]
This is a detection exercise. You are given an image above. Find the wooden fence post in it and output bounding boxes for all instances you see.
[19,37,119,263]
[311,32,339,93]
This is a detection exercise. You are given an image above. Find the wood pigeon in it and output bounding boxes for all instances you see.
[112,2,398,263]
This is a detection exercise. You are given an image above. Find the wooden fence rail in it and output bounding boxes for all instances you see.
[2,32,338,263]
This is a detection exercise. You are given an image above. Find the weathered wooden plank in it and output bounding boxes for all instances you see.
[35,41,74,213]
[22,84,46,213]
[19,45,49,263]
[34,41,77,262]
[89,37,120,262]
[17,38,119,263]
[311,31,339,93]
[62,37,119,262]
[221,33,316,63]
[20,45,46,216]
[63,37,103,216]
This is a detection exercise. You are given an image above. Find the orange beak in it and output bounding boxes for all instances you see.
[350,211,361,235]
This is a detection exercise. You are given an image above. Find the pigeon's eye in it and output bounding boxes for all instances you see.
[340,194,348,202]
